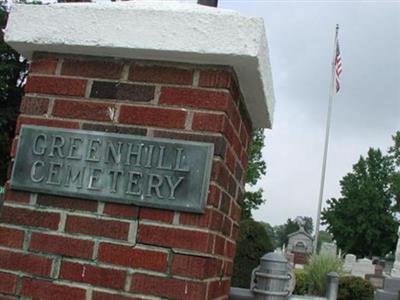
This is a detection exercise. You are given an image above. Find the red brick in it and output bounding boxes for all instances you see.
[222,217,232,237]
[211,161,230,190]
[103,203,139,219]
[220,192,231,215]
[16,116,79,134]
[93,291,142,300]
[225,147,236,173]
[234,162,244,184]
[52,99,114,121]
[0,272,17,294]
[119,106,186,129]
[0,296,17,300]
[241,148,249,171]
[20,277,86,300]
[239,101,253,135]
[30,58,58,74]
[0,249,52,276]
[239,122,250,150]
[0,226,24,249]
[62,59,123,79]
[140,208,174,224]
[59,261,126,289]
[3,187,30,203]
[131,273,206,299]
[138,224,212,253]
[227,101,241,132]
[224,120,242,156]
[160,87,231,112]
[199,70,233,89]
[0,296,18,300]
[228,175,237,198]
[25,76,87,97]
[172,254,221,279]
[0,206,60,230]
[214,235,225,256]
[154,130,227,158]
[231,224,240,240]
[30,232,94,259]
[65,215,129,240]
[192,112,225,133]
[37,194,98,212]
[230,201,241,223]
[129,65,193,85]
[90,81,154,102]
[237,188,245,205]
[225,240,236,259]
[222,260,234,277]
[98,243,168,272]
[180,209,223,231]
[81,123,147,136]
[20,96,49,115]
[207,185,221,208]
[207,279,230,299]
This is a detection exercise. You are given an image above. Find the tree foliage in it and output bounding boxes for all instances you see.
[322,140,399,257]
[0,5,27,185]
[231,219,273,288]
[317,230,333,252]
[389,132,400,211]
[242,129,267,219]
[259,221,277,248]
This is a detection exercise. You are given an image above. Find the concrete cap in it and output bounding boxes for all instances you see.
[5,1,275,128]
[261,251,288,263]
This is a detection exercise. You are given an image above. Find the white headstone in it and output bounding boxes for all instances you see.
[320,242,337,256]
[351,258,375,278]
[343,254,357,273]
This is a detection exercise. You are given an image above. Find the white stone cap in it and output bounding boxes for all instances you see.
[5,1,275,128]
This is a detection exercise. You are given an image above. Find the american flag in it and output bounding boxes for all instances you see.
[335,41,342,93]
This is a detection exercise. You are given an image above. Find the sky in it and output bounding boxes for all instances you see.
[217,0,400,227]
[22,0,400,228]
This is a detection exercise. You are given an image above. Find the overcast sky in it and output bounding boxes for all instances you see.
[218,0,400,227]
[31,0,400,228]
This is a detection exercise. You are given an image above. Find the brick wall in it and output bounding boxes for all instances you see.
[0,53,252,300]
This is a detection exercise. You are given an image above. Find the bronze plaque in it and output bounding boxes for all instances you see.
[10,125,214,213]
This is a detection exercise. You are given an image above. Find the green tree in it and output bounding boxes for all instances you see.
[317,230,333,252]
[242,129,267,219]
[259,221,276,248]
[322,148,398,257]
[231,219,273,288]
[388,131,400,211]
[0,5,28,185]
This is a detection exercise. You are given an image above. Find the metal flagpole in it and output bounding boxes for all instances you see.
[313,25,339,254]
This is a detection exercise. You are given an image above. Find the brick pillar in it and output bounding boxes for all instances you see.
[0,54,250,299]
[1,2,274,299]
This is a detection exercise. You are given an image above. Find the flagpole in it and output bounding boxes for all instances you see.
[313,24,339,254]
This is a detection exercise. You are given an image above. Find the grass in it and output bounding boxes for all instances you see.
[304,253,343,296]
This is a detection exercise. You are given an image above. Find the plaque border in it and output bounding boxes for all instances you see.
[10,125,214,214]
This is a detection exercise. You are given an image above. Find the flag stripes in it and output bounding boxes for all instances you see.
[335,41,342,93]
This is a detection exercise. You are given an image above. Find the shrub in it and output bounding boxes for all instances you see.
[338,276,374,300]
[304,254,343,296]
[231,219,273,288]
[293,269,307,295]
